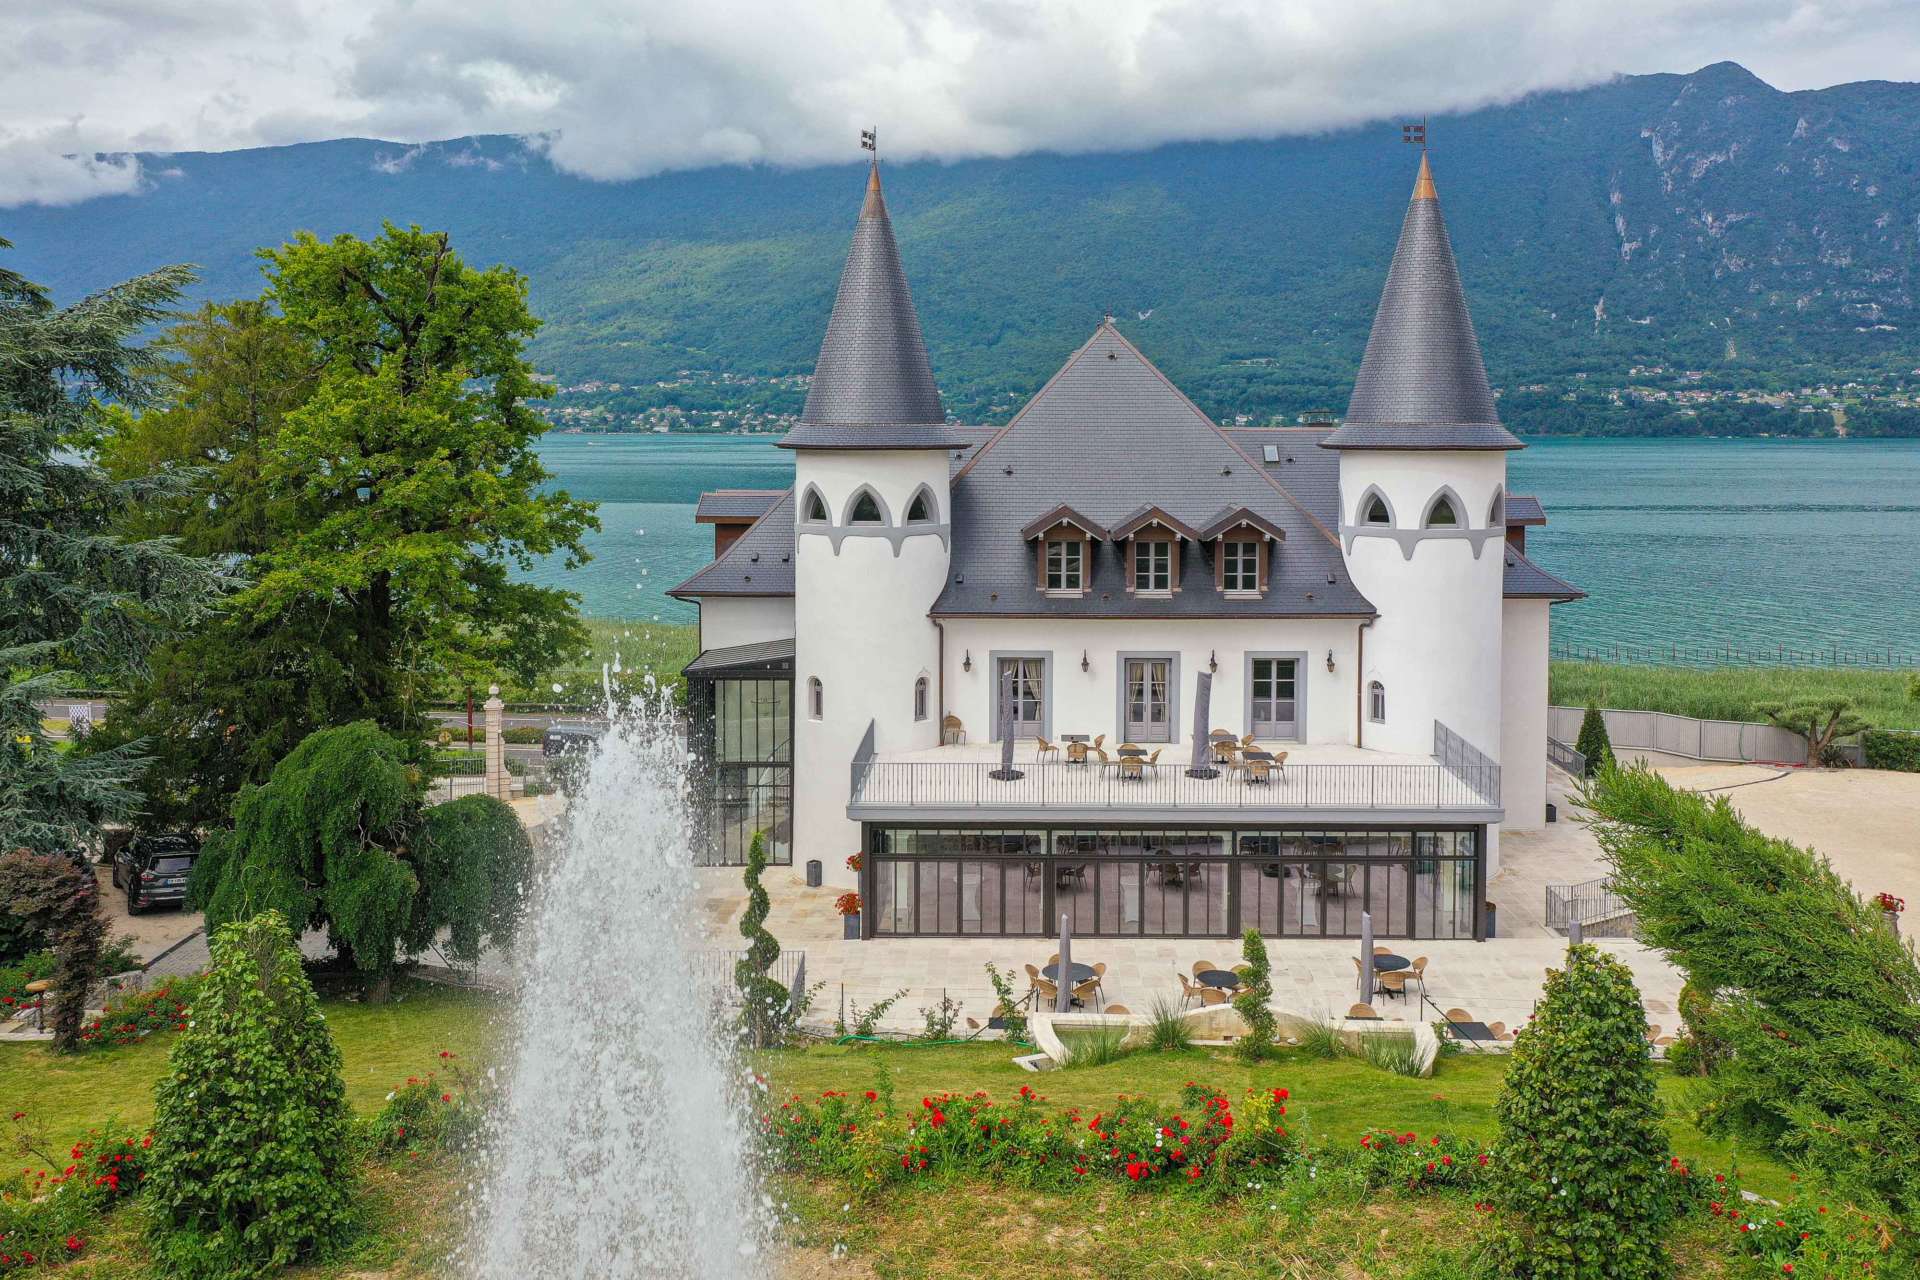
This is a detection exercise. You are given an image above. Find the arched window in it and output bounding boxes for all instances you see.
[1423,493,1460,528]
[905,486,936,523]
[808,677,823,721]
[848,488,884,524]
[1368,680,1386,723]
[1487,486,1505,527]
[802,487,829,523]
[914,676,929,721]
[1357,487,1393,527]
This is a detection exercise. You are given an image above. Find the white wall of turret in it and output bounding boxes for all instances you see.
[791,449,954,883]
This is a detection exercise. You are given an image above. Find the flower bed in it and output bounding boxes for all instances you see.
[0,1115,153,1271]
[75,976,206,1051]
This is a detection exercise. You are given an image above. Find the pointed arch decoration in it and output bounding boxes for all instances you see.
[1356,485,1396,528]
[1422,486,1465,529]
[1487,484,1505,528]
[904,483,938,524]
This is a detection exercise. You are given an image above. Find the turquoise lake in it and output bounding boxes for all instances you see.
[524,434,1920,655]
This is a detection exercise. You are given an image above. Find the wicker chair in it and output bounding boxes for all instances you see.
[942,714,966,745]
[1034,735,1060,763]
[1243,757,1273,785]
[1192,960,1218,977]
[1347,1003,1381,1020]
[1103,1004,1131,1016]
[1176,972,1201,1009]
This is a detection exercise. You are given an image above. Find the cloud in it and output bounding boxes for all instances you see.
[0,128,144,208]
[2,0,1919,199]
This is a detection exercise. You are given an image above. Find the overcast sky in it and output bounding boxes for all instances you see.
[5,0,1918,207]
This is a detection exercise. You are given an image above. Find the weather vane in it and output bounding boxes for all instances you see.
[1401,118,1427,149]
[860,127,877,155]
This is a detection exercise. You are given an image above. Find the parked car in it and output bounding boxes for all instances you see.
[110,834,200,915]
[541,722,607,758]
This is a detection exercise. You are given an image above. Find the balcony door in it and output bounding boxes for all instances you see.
[994,657,1047,739]
[1248,656,1299,739]
[1123,657,1173,742]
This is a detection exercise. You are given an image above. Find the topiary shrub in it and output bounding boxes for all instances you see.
[1573,702,1613,776]
[1481,942,1673,1280]
[1862,728,1920,773]
[0,849,108,1051]
[1231,927,1276,1062]
[146,911,355,1278]
[1756,697,1868,767]
[735,831,789,1047]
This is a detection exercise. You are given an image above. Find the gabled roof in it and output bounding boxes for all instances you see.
[1109,504,1202,542]
[935,323,1373,619]
[1020,505,1109,541]
[1502,546,1585,602]
[1504,494,1547,526]
[781,162,965,451]
[1200,506,1288,542]
[694,489,785,523]
[1323,153,1522,452]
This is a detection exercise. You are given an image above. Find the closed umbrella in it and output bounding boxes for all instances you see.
[1359,911,1376,1006]
[1186,671,1219,779]
[990,665,1025,781]
[1055,912,1073,1013]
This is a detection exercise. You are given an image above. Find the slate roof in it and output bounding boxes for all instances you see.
[781,163,968,450]
[694,489,785,522]
[1503,494,1547,525]
[668,433,995,599]
[1323,154,1523,452]
[683,636,796,676]
[1501,546,1586,601]
[933,324,1373,619]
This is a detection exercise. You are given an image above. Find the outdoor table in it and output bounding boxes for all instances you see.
[1061,733,1091,765]
[1116,745,1147,756]
[1042,961,1096,985]
[1060,733,1089,742]
[1195,969,1242,991]
[1373,954,1410,972]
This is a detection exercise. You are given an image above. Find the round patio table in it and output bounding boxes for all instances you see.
[1372,954,1410,972]
[1116,745,1147,757]
[1042,962,1095,985]
[1195,969,1242,990]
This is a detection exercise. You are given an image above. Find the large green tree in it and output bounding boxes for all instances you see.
[0,242,222,851]
[1583,764,1920,1220]
[190,720,533,1000]
[94,228,597,825]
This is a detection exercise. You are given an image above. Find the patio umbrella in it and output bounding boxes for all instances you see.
[1055,912,1073,1013]
[989,666,1025,781]
[1185,671,1219,779]
[1358,911,1376,1006]
[1568,918,1583,946]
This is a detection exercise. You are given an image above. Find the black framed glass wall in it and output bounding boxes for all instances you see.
[688,674,793,866]
[864,824,1481,939]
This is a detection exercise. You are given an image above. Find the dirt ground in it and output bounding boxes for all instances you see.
[92,864,204,962]
[1653,763,1920,912]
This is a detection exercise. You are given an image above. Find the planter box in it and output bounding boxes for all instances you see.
[842,912,862,940]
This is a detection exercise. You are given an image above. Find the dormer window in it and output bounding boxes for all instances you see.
[1424,494,1460,528]
[1222,540,1259,592]
[849,489,884,524]
[1045,539,1084,592]
[1134,540,1172,592]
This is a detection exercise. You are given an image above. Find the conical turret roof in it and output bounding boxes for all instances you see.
[781,162,959,450]
[1322,153,1521,451]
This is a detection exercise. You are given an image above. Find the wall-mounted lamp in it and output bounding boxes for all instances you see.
[1080,650,1090,673]
[962,650,972,673]
[1325,649,1336,673]
[1208,649,1218,673]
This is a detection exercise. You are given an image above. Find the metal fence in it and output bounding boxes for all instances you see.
[1547,706,1812,764]
[1544,877,1636,937]
[1553,643,1919,669]
[1434,721,1503,805]
[1546,736,1587,776]
[690,949,808,1004]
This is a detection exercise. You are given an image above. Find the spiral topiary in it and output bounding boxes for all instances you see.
[735,831,790,1047]
[1231,927,1276,1061]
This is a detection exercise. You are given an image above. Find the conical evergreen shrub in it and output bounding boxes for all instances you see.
[1574,702,1613,776]
[147,911,354,1277]
[1482,943,1672,1280]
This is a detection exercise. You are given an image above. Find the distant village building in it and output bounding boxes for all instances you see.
[668,151,1582,943]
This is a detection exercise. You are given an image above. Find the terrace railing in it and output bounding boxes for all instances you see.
[1546,736,1587,777]
[1544,876,1636,937]
[1433,721,1503,808]
[848,758,1501,815]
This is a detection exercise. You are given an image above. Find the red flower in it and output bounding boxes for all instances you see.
[65,1237,82,1252]
[929,1109,947,1128]
[1125,1159,1149,1181]
[865,1091,877,1101]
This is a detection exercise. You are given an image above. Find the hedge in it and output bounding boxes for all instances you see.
[1862,729,1920,773]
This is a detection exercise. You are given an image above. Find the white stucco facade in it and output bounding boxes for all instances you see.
[1499,598,1552,835]
[698,596,796,651]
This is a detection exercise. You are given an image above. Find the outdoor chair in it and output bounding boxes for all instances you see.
[1409,957,1429,996]
[1176,972,1200,1009]
[1118,755,1144,782]
[1347,1003,1380,1020]
[1092,734,1105,751]
[1376,971,1408,1001]
[1034,736,1060,763]
[942,714,966,745]
[1443,1007,1473,1024]
[1026,966,1059,1009]
[1271,750,1288,775]
[1065,739,1089,763]
[1240,733,1257,749]
[1242,758,1273,785]
[1103,1004,1131,1016]
[1373,946,1393,956]
[1200,987,1230,1006]
[1488,1022,1511,1041]
[1192,960,1218,977]
[1144,747,1163,775]
[1211,740,1239,765]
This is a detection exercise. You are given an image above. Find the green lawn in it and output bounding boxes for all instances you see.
[1550,660,1920,731]
[0,979,504,1138]
[469,618,699,705]
[757,1040,1793,1198]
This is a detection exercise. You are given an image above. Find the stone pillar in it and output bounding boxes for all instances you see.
[483,685,508,801]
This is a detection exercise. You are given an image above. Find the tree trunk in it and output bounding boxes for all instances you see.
[365,971,393,1005]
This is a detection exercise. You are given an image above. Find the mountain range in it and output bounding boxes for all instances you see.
[7,61,1919,429]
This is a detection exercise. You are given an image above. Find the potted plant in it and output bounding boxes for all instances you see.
[1878,891,1905,936]
[846,852,863,872]
[835,891,863,940]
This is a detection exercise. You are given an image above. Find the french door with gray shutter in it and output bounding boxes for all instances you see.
[1124,658,1173,742]
[1249,657,1298,739]
[994,657,1046,739]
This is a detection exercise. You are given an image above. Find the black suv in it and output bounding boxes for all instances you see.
[541,721,606,757]
[110,834,200,915]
